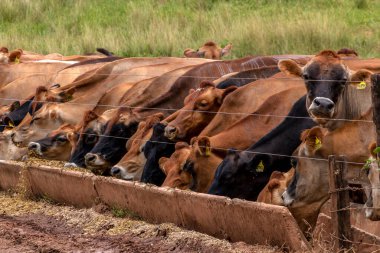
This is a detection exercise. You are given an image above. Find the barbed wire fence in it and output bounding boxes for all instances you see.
[0,65,379,251]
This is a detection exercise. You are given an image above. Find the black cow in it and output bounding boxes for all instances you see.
[216,66,280,89]
[208,95,316,200]
[84,114,139,175]
[0,100,31,132]
[140,123,176,186]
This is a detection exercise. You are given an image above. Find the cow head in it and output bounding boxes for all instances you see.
[0,101,22,132]
[364,143,380,221]
[65,110,111,168]
[110,113,164,181]
[164,81,236,141]
[159,137,222,193]
[29,85,74,116]
[282,123,374,230]
[159,142,192,190]
[0,130,27,160]
[140,123,176,186]
[184,41,232,60]
[84,109,139,175]
[257,168,295,206]
[278,50,372,130]
[11,102,66,147]
[28,124,77,161]
[207,148,274,200]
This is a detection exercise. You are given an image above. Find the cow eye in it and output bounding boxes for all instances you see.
[32,117,41,122]
[86,134,97,143]
[302,73,309,80]
[56,136,67,143]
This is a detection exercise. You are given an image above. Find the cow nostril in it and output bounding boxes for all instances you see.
[111,167,121,175]
[314,99,321,106]
[28,143,38,150]
[85,153,96,162]
[327,103,334,110]
[168,126,177,134]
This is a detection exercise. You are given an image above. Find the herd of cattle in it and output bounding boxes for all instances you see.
[0,42,379,234]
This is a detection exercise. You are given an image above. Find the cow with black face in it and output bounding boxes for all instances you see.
[141,123,176,186]
[208,95,316,200]
[278,50,372,130]
[84,109,139,175]
[65,110,113,168]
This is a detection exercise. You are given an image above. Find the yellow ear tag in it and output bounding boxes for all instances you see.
[315,137,322,150]
[256,160,265,172]
[357,81,366,90]
[205,147,211,157]
[8,121,15,128]
[14,57,20,64]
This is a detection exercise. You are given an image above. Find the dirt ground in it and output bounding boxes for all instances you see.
[0,192,283,253]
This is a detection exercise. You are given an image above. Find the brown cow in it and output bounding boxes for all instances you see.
[164,81,237,141]
[0,130,27,160]
[159,136,222,193]
[257,168,295,205]
[282,112,374,231]
[364,143,380,221]
[159,142,192,189]
[0,47,22,64]
[278,50,372,130]
[184,41,232,60]
[28,124,77,161]
[110,113,165,180]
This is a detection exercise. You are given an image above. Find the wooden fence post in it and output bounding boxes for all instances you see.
[371,74,380,153]
[328,155,352,252]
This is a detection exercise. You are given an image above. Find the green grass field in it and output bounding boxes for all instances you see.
[0,0,379,58]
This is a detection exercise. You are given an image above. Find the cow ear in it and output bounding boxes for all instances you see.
[197,136,211,157]
[267,179,280,191]
[278,59,303,77]
[0,47,9,53]
[175,141,189,150]
[184,48,199,58]
[349,69,372,87]
[218,86,237,104]
[158,157,169,175]
[50,83,61,90]
[301,127,324,154]
[221,43,232,57]
[190,137,197,146]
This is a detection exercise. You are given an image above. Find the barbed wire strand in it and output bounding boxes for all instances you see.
[1,123,374,167]
[0,97,374,123]
[0,71,369,82]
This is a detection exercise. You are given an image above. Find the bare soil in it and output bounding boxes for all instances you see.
[0,192,283,253]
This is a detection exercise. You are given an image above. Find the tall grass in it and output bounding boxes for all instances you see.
[0,0,379,58]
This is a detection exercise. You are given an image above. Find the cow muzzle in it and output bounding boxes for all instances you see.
[85,153,106,166]
[164,125,178,140]
[309,97,335,118]
[281,190,294,207]
[28,142,42,156]
[110,166,135,180]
